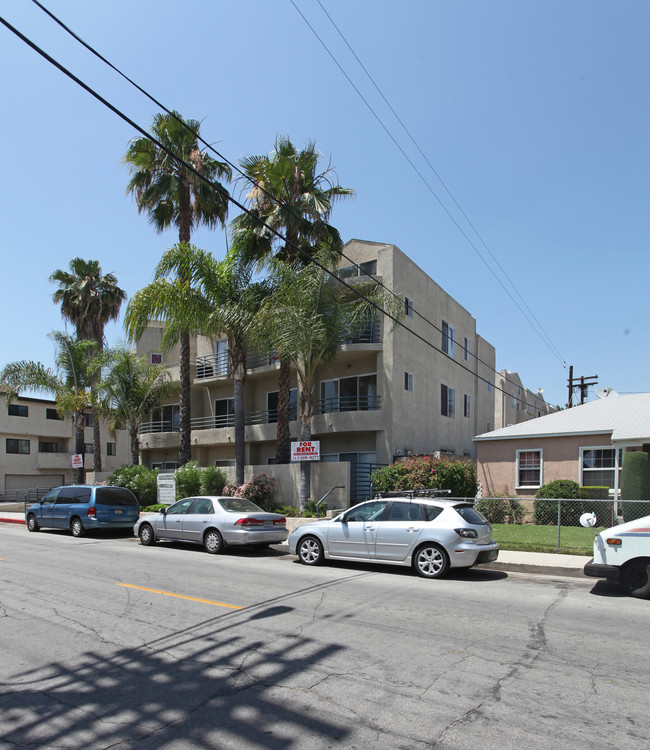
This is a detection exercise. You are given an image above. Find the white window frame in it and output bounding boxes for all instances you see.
[516,449,543,489]
[579,446,623,492]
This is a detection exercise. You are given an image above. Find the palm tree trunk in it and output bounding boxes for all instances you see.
[130,425,140,465]
[74,413,85,484]
[298,385,313,512]
[275,359,291,464]
[178,331,192,465]
[233,363,246,485]
[93,411,102,473]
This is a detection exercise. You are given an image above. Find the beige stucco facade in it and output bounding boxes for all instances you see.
[135,239,496,504]
[494,370,559,430]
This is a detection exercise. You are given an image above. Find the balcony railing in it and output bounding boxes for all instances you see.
[141,420,179,434]
[315,395,381,414]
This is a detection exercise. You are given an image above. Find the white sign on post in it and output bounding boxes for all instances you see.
[71,454,83,469]
[291,440,320,461]
[157,473,176,505]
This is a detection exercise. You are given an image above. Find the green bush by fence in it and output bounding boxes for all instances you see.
[106,464,158,507]
[621,452,650,522]
[534,480,580,525]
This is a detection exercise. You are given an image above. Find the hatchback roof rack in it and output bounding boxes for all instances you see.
[373,489,452,499]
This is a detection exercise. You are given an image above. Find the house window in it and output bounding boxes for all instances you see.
[6,439,29,454]
[8,404,28,417]
[267,389,298,423]
[464,394,470,418]
[151,353,162,364]
[441,384,455,418]
[321,375,378,411]
[107,442,116,456]
[404,372,413,392]
[38,441,59,453]
[405,297,414,318]
[46,408,62,420]
[517,449,542,488]
[441,321,455,357]
[580,447,623,490]
[464,337,470,362]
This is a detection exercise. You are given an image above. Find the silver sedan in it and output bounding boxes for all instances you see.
[134,496,288,554]
[288,496,498,578]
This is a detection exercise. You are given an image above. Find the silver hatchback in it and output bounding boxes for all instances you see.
[134,496,288,554]
[288,494,498,578]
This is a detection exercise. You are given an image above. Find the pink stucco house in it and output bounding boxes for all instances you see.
[474,392,650,498]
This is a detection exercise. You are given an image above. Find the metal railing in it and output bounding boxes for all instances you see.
[315,395,381,414]
[141,420,179,434]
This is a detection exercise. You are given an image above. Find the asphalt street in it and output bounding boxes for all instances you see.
[0,523,648,749]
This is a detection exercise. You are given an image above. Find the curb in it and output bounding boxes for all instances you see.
[0,517,25,525]
[481,561,586,579]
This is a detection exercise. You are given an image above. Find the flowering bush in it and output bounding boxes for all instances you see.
[223,473,277,510]
[371,456,478,498]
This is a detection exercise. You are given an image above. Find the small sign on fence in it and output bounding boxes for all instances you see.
[71,454,83,469]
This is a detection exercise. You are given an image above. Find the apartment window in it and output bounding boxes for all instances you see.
[151,353,162,364]
[405,296,414,318]
[8,404,28,417]
[321,375,378,412]
[441,321,455,357]
[488,380,492,392]
[464,337,471,362]
[151,404,180,432]
[38,441,59,453]
[267,389,297,423]
[151,461,179,471]
[511,395,517,408]
[85,413,94,427]
[441,384,455,418]
[580,447,623,490]
[214,398,235,427]
[404,372,413,392]
[6,439,29,454]
[46,408,62,420]
[107,442,116,456]
[214,459,235,467]
[84,443,94,454]
[359,259,377,276]
[464,394,471,418]
[517,449,542,488]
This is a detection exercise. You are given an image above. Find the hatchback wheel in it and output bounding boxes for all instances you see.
[138,523,156,547]
[71,517,84,538]
[413,544,449,579]
[204,529,224,554]
[297,536,324,566]
[27,514,39,532]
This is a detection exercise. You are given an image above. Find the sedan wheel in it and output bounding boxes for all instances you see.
[71,517,84,538]
[297,536,324,566]
[138,523,156,546]
[414,544,449,579]
[27,514,39,532]
[204,529,224,555]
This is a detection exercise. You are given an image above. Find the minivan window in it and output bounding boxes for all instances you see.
[59,487,91,504]
[95,488,138,506]
[42,489,61,503]
[455,505,487,525]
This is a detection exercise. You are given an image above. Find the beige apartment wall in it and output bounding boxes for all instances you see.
[476,433,613,497]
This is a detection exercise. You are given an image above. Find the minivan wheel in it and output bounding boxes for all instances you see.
[413,544,449,579]
[204,529,224,554]
[27,514,39,532]
[71,517,85,538]
[138,523,156,546]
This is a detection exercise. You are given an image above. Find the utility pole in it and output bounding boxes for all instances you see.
[567,366,598,407]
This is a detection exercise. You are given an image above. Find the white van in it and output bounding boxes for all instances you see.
[582,513,650,598]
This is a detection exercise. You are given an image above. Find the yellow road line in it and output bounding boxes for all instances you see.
[117,583,243,609]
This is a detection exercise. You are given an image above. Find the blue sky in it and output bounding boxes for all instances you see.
[1,0,648,407]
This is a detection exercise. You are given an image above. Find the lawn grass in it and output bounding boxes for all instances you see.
[491,523,599,555]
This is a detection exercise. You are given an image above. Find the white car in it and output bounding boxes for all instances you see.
[583,513,650,598]
[288,494,499,579]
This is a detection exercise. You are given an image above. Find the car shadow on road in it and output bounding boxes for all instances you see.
[586,579,628,598]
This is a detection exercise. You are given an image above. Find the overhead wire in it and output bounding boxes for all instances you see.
[28,0,540,405]
[2,8,549,408]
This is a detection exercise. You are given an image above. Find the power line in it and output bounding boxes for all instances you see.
[292,0,566,369]
[27,0,544,405]
[0,11,550,408]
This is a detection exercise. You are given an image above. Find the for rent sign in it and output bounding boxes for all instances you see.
[291,440,320,461]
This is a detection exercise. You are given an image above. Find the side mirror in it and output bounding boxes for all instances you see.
[579,512,597,528]
[160,507,167,515]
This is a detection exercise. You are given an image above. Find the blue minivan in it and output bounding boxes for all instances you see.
[26,485,140,537]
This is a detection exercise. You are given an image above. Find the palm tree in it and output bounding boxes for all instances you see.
[232,136,353,463]
[0,333,100,483]
[124,111,232,465]
[50,258,126,473]
[99,348,176,466]
[255,254,381,511]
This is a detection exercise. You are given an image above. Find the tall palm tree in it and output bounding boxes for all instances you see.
[99,348,176,466]
[124,111,231,465]
[50,258,126,472]
[0,333,100,483]
[232,136,353,463]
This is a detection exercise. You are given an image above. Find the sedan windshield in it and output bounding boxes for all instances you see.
[218,497,264,513]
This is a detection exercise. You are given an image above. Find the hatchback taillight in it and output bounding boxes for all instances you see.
[455,528,477,538]
[86,507,96,518]
[235,518,264,527]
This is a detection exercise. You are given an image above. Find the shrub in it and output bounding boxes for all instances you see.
[371,456,478,497]
[303,498,328,518]
[174,461,202,500]
[222,473,277,510]
[579,486,614,527]
[621,452,650,522]
[276,504,300,517]
[200,466,228,496]
[534,480,580,525]
[475,496,526,524]
[107,464,158,507]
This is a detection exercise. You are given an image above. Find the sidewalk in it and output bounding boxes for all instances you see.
[0,511,591,578]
